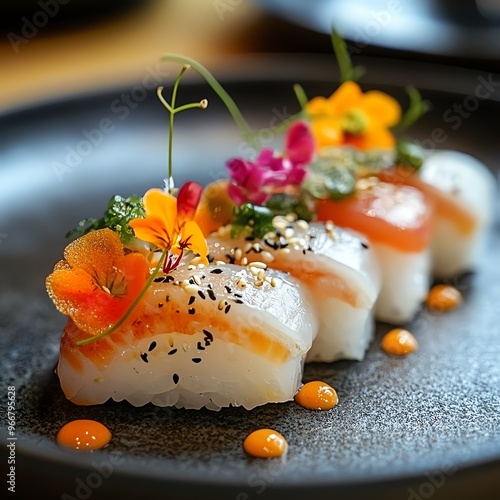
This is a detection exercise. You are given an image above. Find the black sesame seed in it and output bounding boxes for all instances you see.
[168,349,177,355]
[210,268,223,274]
[207,289,216,301]
[225,253,236,264]
[154,277,166,283]
[302,249,306,255]
[140,353,148,363]
[203,329,213,342]
[198,290,206,300]
[173,373,179,384]
[188,296,196,305]
[188,308,195,315]
[197,341,205,351]
[207,254,214,263]
[189,278,195,285]
[224,285,232,293]
[245,235,255,241]
[224,304,231,314]
[166,275,174,283]
[361,242,369,249]
[234,293,243,298]
[233,299,243,304]
[158,303,164,308]
[166,295,171,302]
[192,358,202,363]
[148,341,157,352]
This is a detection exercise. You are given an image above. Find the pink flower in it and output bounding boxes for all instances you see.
[226,120,315,205]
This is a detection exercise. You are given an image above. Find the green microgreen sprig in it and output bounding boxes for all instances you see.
[156,64,208,193]
[331,29,364,83]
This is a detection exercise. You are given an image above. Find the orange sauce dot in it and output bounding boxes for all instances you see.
[425,284,462,312]
[381,328,418,356]
[57,420,111,451]
[294,381,338,410]
[243,429,287,459]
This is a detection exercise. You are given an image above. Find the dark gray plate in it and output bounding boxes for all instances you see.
[1,56,499,499]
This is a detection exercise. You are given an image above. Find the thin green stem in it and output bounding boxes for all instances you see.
[293,83,309,111]
[75,250,167,346]
[174,101,207,114]
[161,53,259,149]
[331,28,364,83]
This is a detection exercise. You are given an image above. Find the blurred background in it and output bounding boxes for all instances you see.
[2,0,500,111]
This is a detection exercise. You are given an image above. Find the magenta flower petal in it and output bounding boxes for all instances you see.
[256,148,275,165]
[287,166,308,185]
[227,158,251,184]
[248,191,270,205]
[286,121,315,165]
[227,183,247,205]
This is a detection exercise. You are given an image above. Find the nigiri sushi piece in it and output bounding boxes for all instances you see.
[316,178,433,324]
[380,150,495,278]
[207,219,380,362]
[55,260,316,411]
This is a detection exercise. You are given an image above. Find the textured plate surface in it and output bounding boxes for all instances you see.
[1,57,499,499]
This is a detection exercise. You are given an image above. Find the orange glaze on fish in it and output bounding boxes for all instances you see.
[243,429,288,458]
[270,261,359,307]
[316,179,432,253]
[57,419,111,451]
[378,167,476,236]
[61,293,293,372]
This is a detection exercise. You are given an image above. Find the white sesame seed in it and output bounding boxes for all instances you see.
[277,248,291,255]
[285,213,298,222]
[254,280,263,287]
[237,278,247,288]
[235,248,242,261]
[270,277,277,287]
[261,251,274,262]
[193,275,201,286]
[183,284,199,295]
[249,266,260,276]
[252,243,262,252]
[241,257,248,266]
[250,261,267,269]
[218,300,225,310]
[257,270,266,280]
[182,342,189,352]
[244,242,253,253]
[191,256,201,265]
[284,228,295,239]
[197,263,206,269]
[296,219,309,231]
[215,260,226,266]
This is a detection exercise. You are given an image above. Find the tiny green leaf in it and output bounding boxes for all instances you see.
[394,87,431,131]
[67,195,145,244]
[396,138,426,171]
[231,203,274,239]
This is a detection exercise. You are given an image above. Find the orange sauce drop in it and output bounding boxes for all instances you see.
[57,420,111,451]
[381,328,418,356]
[425,284,462,312]
[294,381,338,410]
[243,429,288,458]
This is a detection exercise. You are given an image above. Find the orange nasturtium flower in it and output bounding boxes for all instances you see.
[46,228,150,335]
[306,81,401,151]
[129,181,209,273]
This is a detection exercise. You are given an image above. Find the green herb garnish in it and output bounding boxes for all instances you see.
[396,138,426,171]
[66,195,145,244]
[231,203,275,239]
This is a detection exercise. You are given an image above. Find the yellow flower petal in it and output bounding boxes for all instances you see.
[180,220,209,264]
[143,189,177,231]
[311,117,344,150]
[129,215,173,249]
[327,81,363,116]
[361,90,401,128]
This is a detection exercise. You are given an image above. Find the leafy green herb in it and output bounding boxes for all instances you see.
[396,138,426,171]
[66,195,145,244]
[231,203,274,239]
[265,193,314,222]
